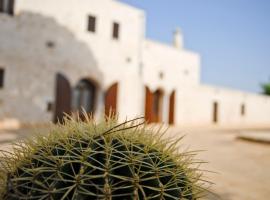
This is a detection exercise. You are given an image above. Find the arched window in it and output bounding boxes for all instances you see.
[73,79,96,114]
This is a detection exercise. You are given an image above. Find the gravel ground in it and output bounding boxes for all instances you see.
[0,126,270,200]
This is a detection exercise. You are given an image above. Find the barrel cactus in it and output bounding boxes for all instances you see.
[0,116,207,199]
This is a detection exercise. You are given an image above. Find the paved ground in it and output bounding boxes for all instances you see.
[0,126,270,199]
[168,127,270,200]
[237,131,270,144]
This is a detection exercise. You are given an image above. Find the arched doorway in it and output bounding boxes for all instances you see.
[152,89,163,123]
[144,86,164,123]
[54,73,72,124]
[169,90,176,125]
[105,83,118,117]
[73,79,97,118]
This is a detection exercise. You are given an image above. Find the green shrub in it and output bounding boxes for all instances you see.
[0,116,207,199]
[262,82,270,95]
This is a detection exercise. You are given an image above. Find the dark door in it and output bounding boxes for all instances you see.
[145,86,153,123]
[54,73,72,124]
[105,83,118,117]
[152,90,163,123]
[0,0,15,15]
[213,101,218,123]
[169,90,175,125]
[0,0,3,12]
[8,0,14,15]
[73,79,97,120]
[74,80,96,112]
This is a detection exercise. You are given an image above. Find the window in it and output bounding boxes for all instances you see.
[0,0,15,16]
[87,15,96,32]
[46,40,55,48]
[159,72,164,79]
[112,22,120,39]
[0,68,5,88]
[73,79,96,114]
[47,102,53,112]
[241,104,246,116]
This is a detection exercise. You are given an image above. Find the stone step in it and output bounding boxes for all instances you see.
[237,132,270,144]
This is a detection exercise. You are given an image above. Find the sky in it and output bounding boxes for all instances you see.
[120,0,270,93]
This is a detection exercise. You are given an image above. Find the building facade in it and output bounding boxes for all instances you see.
[0,0,270,127]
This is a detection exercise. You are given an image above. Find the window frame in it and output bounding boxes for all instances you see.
[112,21,120,40]
[87,15,96,33]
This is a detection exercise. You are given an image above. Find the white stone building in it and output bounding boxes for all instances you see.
[0,0,270,127]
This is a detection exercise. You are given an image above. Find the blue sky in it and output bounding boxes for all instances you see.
[120,0,270,93]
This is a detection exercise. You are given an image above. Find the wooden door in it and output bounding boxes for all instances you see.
[145,86,153,123]
[105,83,118,117]
[213,101,218,123]
[169,90,175,125]
[8,0,14,15]
[0,0,3,12]
[54,73,71,124]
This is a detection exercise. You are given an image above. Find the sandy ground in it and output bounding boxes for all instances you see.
[0,126,270,200]
[168,127,270,200]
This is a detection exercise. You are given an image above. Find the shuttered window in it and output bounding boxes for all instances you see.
[0,0,15,15]
[88,15,96,32]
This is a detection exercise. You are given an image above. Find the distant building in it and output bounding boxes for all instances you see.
[0,0,270,127]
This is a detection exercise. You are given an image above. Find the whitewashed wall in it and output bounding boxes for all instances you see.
[14,0,146,121]
[176,85,270,126]
[0,0,269,126]
[142,39,201,123]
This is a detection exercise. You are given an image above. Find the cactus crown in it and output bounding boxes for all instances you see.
[0,116,207,199]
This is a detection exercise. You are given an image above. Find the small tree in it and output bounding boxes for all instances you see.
[262,82,270,95]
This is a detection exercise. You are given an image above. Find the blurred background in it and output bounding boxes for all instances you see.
[121,0,270,93]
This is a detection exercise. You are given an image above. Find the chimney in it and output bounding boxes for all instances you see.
[173,28,184,49]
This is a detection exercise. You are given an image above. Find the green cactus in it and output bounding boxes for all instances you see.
[0,116,207,200]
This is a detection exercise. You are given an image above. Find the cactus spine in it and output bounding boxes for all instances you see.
[0,117,207,199]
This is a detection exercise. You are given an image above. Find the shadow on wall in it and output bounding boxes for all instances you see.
[0,12,103,123]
